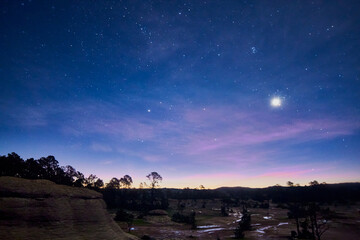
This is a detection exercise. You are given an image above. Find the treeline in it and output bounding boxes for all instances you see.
[2,152,360,208]
[0,152,132,190]
[102,188,169,211]
[0,152,168,211]
[101,183,360,213]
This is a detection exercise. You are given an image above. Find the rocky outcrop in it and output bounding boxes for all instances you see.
[0,176,137,240]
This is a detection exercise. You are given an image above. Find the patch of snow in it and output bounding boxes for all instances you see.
[197,225,220,229]
[230,211,242,217]
[198,228,225,233]
[256,226,272,234]
[263,216,272,220]
[231,212,244,223]
[278,222,288,226]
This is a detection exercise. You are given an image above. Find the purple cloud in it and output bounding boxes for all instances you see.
[7,100,358,171]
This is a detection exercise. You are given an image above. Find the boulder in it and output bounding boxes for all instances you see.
[0,176,138,240]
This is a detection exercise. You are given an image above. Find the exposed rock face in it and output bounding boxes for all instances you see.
[0,177,137,240]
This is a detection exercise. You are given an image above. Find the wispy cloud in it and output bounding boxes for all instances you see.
[3,99,359,170]
[90,142,112,152]
[100,160,113,165]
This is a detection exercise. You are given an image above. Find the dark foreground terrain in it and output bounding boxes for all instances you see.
[1,174,360,239]
[113,199,360,240]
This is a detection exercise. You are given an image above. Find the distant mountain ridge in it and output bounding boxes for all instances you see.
[216,182,360,190]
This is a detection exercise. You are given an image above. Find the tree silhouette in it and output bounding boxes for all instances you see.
[288,203,307,236]
[234,206,251,238]
[73,171,85,187]
[94,178,104,188]
[106,177,121,189]
[288,203,329,240]
[309,180,319,186]
[62,165,77,181]
[84,174,104,189]
[120,175,133,188]
[308,203,329,240]
[38,156,61,180]
[287,181,294,187]
[0,152,24,177]
[146,172,162,208]
[146,172,162,189]
[24,158,42,179]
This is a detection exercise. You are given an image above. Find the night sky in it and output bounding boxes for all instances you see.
[1,1,360,188]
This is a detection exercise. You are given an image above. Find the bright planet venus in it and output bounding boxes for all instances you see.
[1,1,360,188]
[271,97,282,108]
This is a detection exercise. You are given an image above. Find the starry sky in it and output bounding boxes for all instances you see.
[1,0,360,188]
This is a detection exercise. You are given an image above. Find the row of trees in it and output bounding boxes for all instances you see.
[0,152,81,186]
[0,152,162,190]
[286,180,326,187]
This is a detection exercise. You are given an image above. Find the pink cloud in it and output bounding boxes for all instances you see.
[257,169,315,178]
[177,114,358,156]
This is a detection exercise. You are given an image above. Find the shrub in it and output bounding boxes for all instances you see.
[171,212,196,229]
[114,209,133,221]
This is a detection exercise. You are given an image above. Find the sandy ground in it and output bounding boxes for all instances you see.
[114,199,360,240]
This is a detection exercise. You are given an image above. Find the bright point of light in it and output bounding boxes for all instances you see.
[271,97,282,107]
[147,109,151,112]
